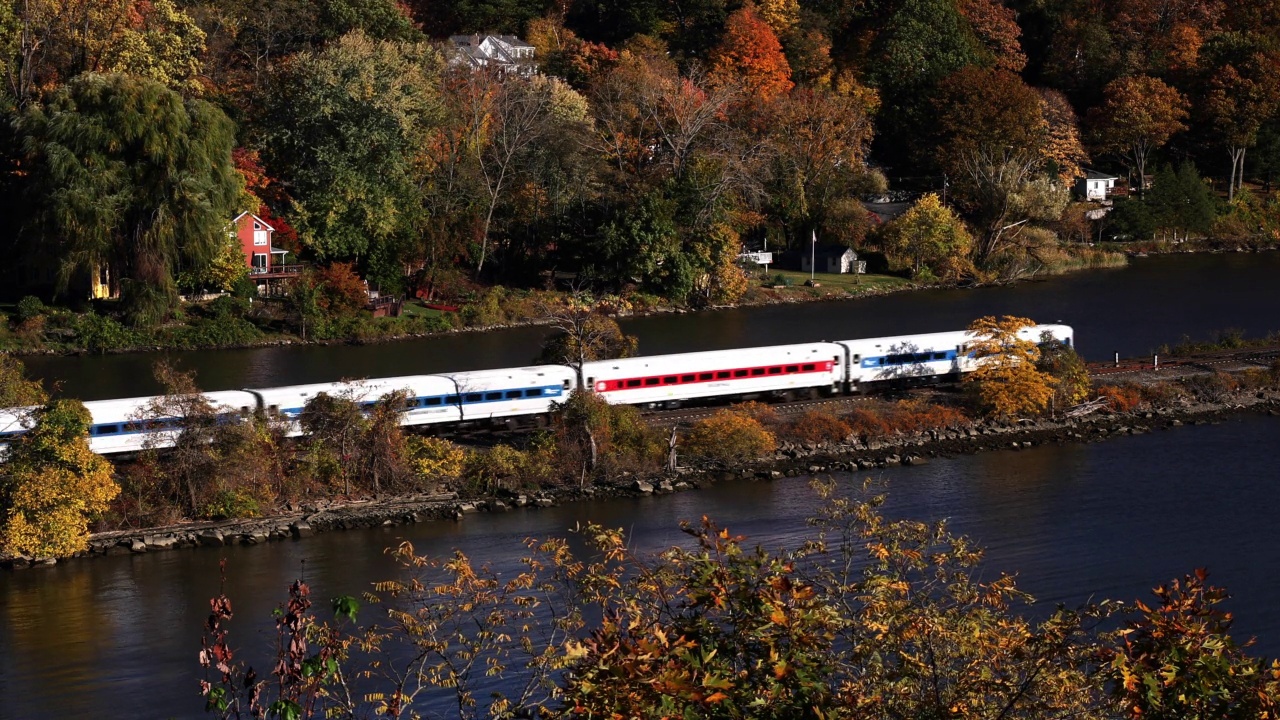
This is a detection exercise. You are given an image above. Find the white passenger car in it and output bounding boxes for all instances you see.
[82,391,259,454]
[837,324,1075,391]
[584,343,843,407]
[435,366,575,424]
[247,376,460,435]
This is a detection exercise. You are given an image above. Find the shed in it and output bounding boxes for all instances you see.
[801,246,857,274]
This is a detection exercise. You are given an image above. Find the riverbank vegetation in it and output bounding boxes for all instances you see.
[198,480,1280,719]
[6,0,1280,355]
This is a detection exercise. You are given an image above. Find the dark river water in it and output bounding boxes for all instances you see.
[22,252,1280,400]
[5,251,1280,718]
[2,415,1278,719]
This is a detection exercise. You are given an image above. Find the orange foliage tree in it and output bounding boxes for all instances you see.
[682,408,777,463]
[963,315,1055,419]
[708,4,794,103]
[1087,76,1189,196]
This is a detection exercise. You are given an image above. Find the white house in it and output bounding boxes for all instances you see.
[447,34,537,75]
[1075,169,1118,201]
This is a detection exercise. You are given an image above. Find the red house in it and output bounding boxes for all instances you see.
[232,211,287,274]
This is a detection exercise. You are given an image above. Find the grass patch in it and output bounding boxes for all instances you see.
[760,270,912,296]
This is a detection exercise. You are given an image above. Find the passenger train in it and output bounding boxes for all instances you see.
[0,324,1073,456]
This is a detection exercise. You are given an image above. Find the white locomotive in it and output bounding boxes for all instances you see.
[1,324,1073,455]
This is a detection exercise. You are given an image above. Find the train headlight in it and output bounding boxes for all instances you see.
[595,381,606,392]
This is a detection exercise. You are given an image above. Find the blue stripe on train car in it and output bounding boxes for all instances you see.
[278,384,566,417]
[861,350,958,368]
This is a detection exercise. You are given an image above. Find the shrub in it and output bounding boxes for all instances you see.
[845,407,890,439]
[459,287,508,328]
[461,444,528,494]
[887,400,970,433]
[682,409,776,464]
[729,401,778,426]
[15,295,45,323]
[202,488,262,520]
[74,313,139,353]
[1097,384,1143,413]
[406,436,466,484]
[208,295,251,319]
[783,410,851,444]
[315,262,369,317]
[1179,372,1239,403]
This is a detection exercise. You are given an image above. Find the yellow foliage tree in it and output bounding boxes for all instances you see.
[406,436,466,483]
[0,400,118,558]
[963,315,1055,419]
[683,408,777,463]
[879,193,974,281]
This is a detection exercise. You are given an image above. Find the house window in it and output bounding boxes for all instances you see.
[254,229,269,246]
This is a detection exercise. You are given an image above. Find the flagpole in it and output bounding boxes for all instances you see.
[810,230,816,283]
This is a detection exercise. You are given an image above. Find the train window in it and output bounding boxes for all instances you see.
[626,379,641,388]
[801,363,815,371]
[268,405,280,415]
[505,390,522,399]
[933,352,948,360]
[425,397,442,406]
[751,368,765,376]
[98,424,119,435]
[524,388,543,397]
[465,393,483,403]
[734,369,748,378]
[768,367,781,375]
[717,371,730,379]
[699,372,713,381]
[445,395,459,404]
[853,355,860,361]
[563,380,571,389]
[681,374,695,382]
[644,378,660,386]
[484,392,502,401]
[786,365,798,373]
[663,376,677,385]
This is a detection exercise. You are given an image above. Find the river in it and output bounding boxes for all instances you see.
[2,414,1278,718]
[5,251,1280,718]
[22,252,1280,400]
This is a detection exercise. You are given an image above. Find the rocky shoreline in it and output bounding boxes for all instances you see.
[6,385,1277,570]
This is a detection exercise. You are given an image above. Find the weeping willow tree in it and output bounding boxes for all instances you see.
[18,73,241,325]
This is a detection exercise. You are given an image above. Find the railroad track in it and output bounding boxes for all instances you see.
[1088,346,1280,377]
[643,394,878,427]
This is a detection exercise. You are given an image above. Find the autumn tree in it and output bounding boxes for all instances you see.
[0,399,117,558]
[0,354,47,408]
[1088,75,1190,196]
[474,73,590,276]
[259,32,444,288]
[1105,569,1280,719]
[934,66,1067,268]
[4,0,205,104]
[963,315,1056,419]
[956,0,1027,72]
[768,87,878,249]
[708,4,794,103]
[18,73,241,325]
[1036,334,1091,412]
[878,193,974,281]
[1039,88,1090,183]
[536,299,638,388]
[1198,50,1280,200]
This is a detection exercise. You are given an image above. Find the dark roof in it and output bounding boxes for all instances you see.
[1080,169,1118,181]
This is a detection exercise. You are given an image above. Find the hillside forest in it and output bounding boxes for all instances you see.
[3,0,1280,325]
